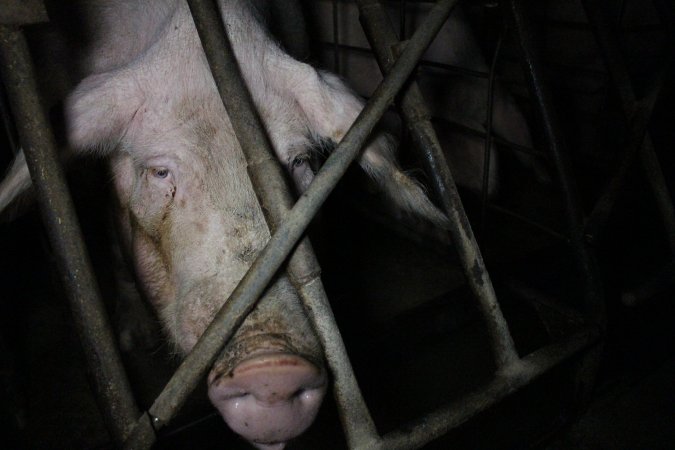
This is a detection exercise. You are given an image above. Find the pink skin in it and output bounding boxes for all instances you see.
[208,353,327,449]
[0,1,449,446]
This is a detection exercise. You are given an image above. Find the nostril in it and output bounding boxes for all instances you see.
[208,353,326,446]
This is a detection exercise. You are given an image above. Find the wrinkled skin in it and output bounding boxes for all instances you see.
[0,1,448,448]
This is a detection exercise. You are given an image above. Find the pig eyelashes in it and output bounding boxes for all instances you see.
[288,153,310,172]
[151,167,170,179]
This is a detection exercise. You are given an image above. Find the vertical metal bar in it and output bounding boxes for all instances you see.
[333,0,341,73]
[582,0,675,253]
[399,0,406,39]
[505,0,605,410]
[125,1,460,446]
[584,66,669,244]
[357,0,520,369]
[0,25,139,444]
[184,0,378,446]
[480,26,505,229]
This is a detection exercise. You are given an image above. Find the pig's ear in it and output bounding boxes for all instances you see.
[356,133,449,228]
[65,71,143,154]
[295,69,448,228]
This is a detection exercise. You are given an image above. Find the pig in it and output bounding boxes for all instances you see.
[0,0,448,448]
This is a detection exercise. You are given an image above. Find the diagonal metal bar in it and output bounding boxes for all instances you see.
[380,326,599,450]
[124,0,460,447]
[506,0,605,413]
[356,0,519,369]
[582,0,675,252]
[584,66,670,245]
[184,0,378,446]
[0,24,139,444]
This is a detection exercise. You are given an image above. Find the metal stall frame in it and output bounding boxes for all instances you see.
[581,0,675,306]
[0,1,139,445]
[0,0,604,449]
[124,0,601,448]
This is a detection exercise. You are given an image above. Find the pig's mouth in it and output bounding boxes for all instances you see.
[208,351,327,448]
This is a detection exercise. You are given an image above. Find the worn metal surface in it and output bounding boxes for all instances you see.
[506,0,605,411]
[0,0,48,25]
[380,326,599,450]
[357,0,519,369]
[124,0,460,447]
[185,0,378,446]
[0,25,139,444]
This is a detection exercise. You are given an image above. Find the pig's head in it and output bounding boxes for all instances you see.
[0,2,450,447]
[64,43,327,447]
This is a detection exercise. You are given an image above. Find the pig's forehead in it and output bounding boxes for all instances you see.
[129,90,234,144]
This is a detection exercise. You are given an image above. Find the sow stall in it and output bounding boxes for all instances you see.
[1,0,669,448]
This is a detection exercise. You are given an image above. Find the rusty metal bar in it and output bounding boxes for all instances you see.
[582,0,675,253]
[184,0,378,446]
[506,0,605,411]
[124,0,460,447]
[357,0,519,369]
[380,326,599,450]
[0,25,139,444]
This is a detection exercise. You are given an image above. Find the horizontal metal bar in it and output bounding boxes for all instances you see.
[487,203,568,241]
[380,326,598,450]
[0,0,48,25]
[0,25,139,444]
[124,0,460,446]
[322,41,610,93]
[358,0,519,369]
[185,0,378,446]
[321,41,490,79]
[432,117,544,157]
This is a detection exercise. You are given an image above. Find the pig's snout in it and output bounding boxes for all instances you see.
[208,353,326,449]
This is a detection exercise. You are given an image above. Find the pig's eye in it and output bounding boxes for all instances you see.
[290,154,309,170]
[150,167,170,179]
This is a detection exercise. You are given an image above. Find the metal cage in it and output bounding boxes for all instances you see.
[2,0,670,448]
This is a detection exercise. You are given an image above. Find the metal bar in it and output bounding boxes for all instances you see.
[0,25,139,444]
[582,0,675,253]
[584,67,668,244]
[124,0,460,446]
[380,326,599,450]
[480,25,505,229]
[184,0,378,446]
[434,116,543,157]
[358,0,519,369]
[506,0,605,411]
[322,41,610,88]
[487,203,568,242]
[333,0,341,73]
